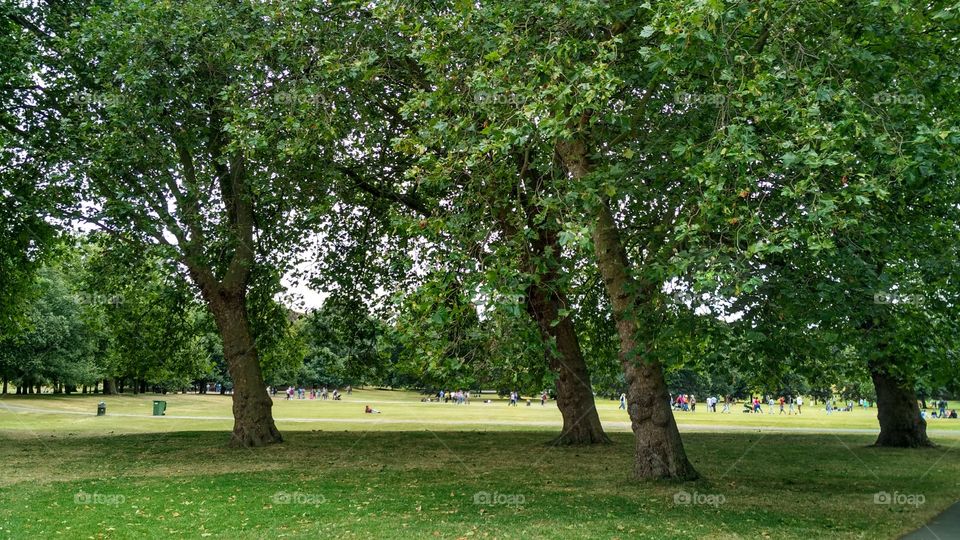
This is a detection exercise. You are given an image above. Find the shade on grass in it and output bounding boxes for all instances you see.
[0,429,956,539]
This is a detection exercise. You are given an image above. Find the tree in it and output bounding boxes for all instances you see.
[300,293,385,389]
[360,1,610,444]
[78,237,214,393]
[18,1,360,446]
[0,1,59,335]
[706,1,960,447]
[0,259,101,394]
[383,0,696,477]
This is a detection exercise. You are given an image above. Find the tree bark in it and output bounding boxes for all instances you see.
[527,283,610,445]
[203,289,281,448]
[559,139,697,479]
[2,377,6,394]
[103,378,117,395]
[493,165,609,445]
[592,201,698,479]
[869,359,932,447]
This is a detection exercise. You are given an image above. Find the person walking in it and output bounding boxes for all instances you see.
[796,395,803,414]
[779,396,786,415]
[619,393,627,410]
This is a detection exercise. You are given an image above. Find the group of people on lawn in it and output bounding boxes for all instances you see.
[272,385,957,420]
[433,389,470,405]
[663,394,805,414]
[271,385,351,401]
[923,399,956,419]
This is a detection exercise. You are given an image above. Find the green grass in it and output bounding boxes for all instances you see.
[1,391,958,538]
[1,389,958,434]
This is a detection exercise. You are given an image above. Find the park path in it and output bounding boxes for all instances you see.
[901,501,960,539]
[2,401,959,436]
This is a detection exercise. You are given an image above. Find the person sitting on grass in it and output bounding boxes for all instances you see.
[332,389,341,400]
[364,405,381,414]
[950,409,957,419]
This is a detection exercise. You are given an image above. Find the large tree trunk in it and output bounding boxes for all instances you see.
[869,359,931,447]
[2,377,6,394]
[103,378,117,395]
[528,284,610,445]
[559,140,697,479]
[494,165,609,446]
[592,201,699,479]
[206,291,281,448]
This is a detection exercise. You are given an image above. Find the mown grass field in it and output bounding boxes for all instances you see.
[2,389,958,434]
[0,390,957,539]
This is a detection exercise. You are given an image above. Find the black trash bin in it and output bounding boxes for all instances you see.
[97,402,106,416]
[152,400,167,416]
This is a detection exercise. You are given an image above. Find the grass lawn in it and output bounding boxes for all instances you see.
[1,391,958,538]
[2,389,959,434]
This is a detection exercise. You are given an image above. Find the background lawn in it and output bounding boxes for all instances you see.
[0,391,958,539]
[2,389,959,434]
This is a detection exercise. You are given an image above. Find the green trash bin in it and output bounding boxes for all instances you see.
[152,400,167,416]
